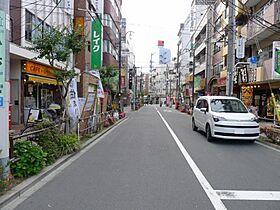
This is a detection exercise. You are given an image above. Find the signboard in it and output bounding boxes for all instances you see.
[91,19,102,69]
[93,0,103,14]
[0,10,5,108]
[159,47,171,64]
[121,76,125,88]
[158,40,164,47]
[67,78,80,122]
[84,93,95,111]
[97,79,104,98]
[236,37,245,59]
[75,17,84,35]
[272,41,280,79]
[23,61,56,78]
[275,48,280,75]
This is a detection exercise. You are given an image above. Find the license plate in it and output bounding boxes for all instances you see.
[234,129,245,134]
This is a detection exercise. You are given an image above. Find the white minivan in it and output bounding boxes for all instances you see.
[192,96,259,142]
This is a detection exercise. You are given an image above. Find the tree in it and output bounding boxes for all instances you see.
[27,25,85,131]
[99,65,119,93]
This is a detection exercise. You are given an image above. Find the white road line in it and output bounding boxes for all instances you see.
[157,110,227,210]
[256,141,280,153]
[216,190,280,200]
[2,119,128,210]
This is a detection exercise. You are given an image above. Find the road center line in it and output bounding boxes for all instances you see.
[157,110,227,210]
[216,190,280,200]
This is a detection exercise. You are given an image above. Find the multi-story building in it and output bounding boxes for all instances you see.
[177,16,192,105]
[239,0,280,117]
[103,0,122,69]
[10,0,80,125]
[74,0,99,97]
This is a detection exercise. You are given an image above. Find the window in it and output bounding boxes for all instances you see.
[210,99,248,113]
[196,99,203,109]
[25,10,33,41]
[25,9,45,42]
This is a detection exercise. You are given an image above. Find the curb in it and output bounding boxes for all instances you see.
[257,135,280,150]
[0,117,128,209]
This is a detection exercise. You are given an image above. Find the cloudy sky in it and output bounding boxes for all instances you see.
[122,0,192,73]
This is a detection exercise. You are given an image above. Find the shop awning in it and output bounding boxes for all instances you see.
[28,75,60,85]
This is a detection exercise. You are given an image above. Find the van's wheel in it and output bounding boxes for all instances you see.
[192,119,198,131]
[206,124,214,142]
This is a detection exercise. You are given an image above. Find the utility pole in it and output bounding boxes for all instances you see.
[176,43,180,101]
[0,0,10,178]
[118,31,123,111]
[191,42,196,108]
[227,0,236,96]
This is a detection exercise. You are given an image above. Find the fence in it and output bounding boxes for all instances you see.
[9,110,122,159]
[78,110,119,136]
[9,124,58,159]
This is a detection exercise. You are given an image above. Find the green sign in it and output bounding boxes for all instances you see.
[91,19,102,69]
[276,48,280,74]
[0,10,6,108]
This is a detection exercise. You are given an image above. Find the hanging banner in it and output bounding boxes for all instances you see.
[91,19,102,69]
[67,78,80,122]
[97,79,104,98]
[0,10,6,108]
[236,37,245,59]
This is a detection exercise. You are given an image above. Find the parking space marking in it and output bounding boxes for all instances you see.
[157,110,227,210]
[216,190,280,201]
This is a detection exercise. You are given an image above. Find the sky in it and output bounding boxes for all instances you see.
[122,0,192,73]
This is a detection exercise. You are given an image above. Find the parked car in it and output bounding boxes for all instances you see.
[192,96,259,142]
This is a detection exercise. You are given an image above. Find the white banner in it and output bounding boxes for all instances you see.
[89,69,100,79]
[236,37,245,59]
[97,79,104,98]
[67,78,80,122]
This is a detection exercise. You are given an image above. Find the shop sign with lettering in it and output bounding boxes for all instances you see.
[24,61,56,78]
[0,10,5,108]
[91,19,102,69]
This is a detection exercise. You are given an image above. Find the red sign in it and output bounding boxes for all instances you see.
[218,78,226,87]
[158,40,164,46]
[121,76,125,87]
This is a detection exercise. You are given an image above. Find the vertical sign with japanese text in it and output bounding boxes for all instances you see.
[67,78,80,122]
[273,41,280,79]
[0,10,6,108]
[91,19,102,70]
[276,48,280,75]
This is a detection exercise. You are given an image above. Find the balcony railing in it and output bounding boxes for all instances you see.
[244,1,279,41]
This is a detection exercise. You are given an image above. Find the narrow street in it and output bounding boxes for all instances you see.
[5,105,280,210]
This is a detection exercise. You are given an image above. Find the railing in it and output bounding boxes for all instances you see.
[9,110,124,159]
[9,124,59,159]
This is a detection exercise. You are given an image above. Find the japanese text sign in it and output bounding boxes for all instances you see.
[91,19,102,69]
[0,10,6,108]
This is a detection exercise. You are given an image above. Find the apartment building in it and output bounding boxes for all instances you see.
[239,0,280,117]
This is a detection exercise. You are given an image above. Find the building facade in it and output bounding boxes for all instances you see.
[10,0,80,125]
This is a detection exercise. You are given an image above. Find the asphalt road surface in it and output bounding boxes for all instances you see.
[5,105,280,210]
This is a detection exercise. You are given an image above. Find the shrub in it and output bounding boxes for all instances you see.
[36,122,62,165]
[57,134,80,156]
[10,141,47,178]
